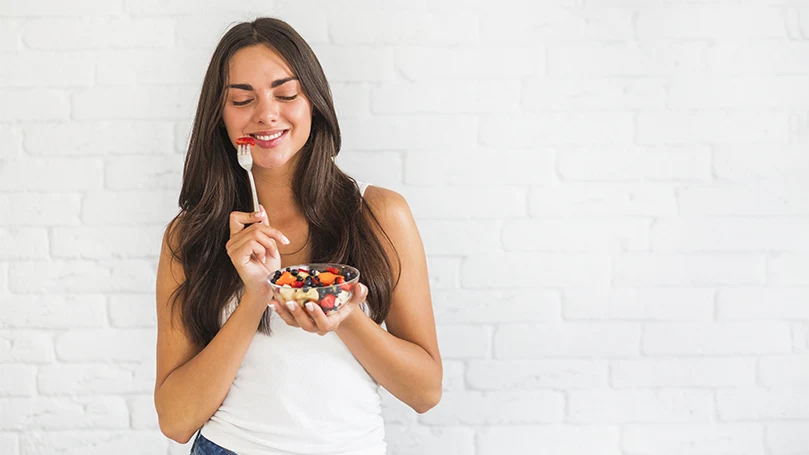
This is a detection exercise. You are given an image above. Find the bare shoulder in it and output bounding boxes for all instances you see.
[362,185,416,231]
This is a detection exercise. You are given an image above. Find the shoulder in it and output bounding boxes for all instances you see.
[363,185,414,228]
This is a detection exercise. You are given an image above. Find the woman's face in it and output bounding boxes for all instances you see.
[222,44,313,170]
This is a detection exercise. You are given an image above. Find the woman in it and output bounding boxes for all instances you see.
[154,17,442,455]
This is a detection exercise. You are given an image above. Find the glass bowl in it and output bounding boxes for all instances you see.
[267,263,360,313]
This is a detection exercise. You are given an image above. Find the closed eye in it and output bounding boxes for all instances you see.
[232,99,253,106]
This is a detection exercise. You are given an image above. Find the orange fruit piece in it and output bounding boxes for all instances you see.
[317,271,337,286]
[276,271,297,286]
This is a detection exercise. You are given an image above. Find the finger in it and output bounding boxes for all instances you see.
[229,209,265,237]
[348,282,369,305]
[270,300,299,327]
[304,301,332,333]
[284,300,318,332]
[227,229,279,262]
[229,239,272,266]
[252,223,290,247]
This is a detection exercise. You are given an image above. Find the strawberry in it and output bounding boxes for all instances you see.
[335,276,345,284]
[291,281,304,289]
[320,294,336,310]
[340,284,352,291]
[326,267,339,274]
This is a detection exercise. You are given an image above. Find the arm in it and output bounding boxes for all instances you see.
[335,187,442,413]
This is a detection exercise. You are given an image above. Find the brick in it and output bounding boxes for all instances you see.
[432,289,561,325]
[0,158,102,191]
[72,87,198,120]
[39,363,152,396]
[83,190,179,225]
[463,253,611,288]
[405,148,554,186]
[55,329,155,362]
[481,7,633,43]
[396,47,544,81]
[95,50,209,86]
[384,425,474,455]
[418,221,501,255]
[426,257,460,290]
[612,358,756,388]
[0,433,17,454]
[104,155,184,190]
[669,76,809,109]
[530,184,677,217]
[174,120,193,153]
[767,423,809,455]
[108,294,157,328]
[51,226,164,259]
[24,121,175,156]
[637,111,789,144]
[0,396,128,430]
[557,146,711,181]
[0,228,49,259]
[0,365,36,396]
[614,253,766,286]
[715,144,809,180]
[405,187,526,220]
[0,0,123,16]
[643,322,792,355]
[341,115,478,150]
[0,295,106,329]
[311,45,395,82]
[0,89,70,121]
[718,288,809,320]
[419,391,563,425]
[568,389,714,423]
[637,6,787,39]
[504,219,650,253]
[10,260,156,293]
[623,423,765,454]
[653,218,809,252]
[175,13,328,51]
[20,431,167,455]
[373,81,519,114]
[494,323,640,358]
[0,194,81,226]
[718,388,809,420]
[440,361,466,393]
[127,0,280,14]
[437,325,489,359]
[548,41,707,76]
[128,395,157,430]
[0,21,22,52]
[678,184,809,215]
[331,84,371,117]
[524,77,666,111]
[0,124,23,159]
[330,11,478,45]
[481,113,633,146]
[335,151,402,190]
[704,42,809,74]
[564,288,714,321]
[478,426,621,455]
[769,253,809,286]
[0,53,94,87]
[0,331,54,363]
[759,355,809,387]
[467,359,607,390]
[22,18,173,49]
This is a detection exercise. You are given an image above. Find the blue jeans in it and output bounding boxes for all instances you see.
[190,431,238,455]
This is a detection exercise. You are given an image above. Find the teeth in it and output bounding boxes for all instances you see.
[254,131,284,141]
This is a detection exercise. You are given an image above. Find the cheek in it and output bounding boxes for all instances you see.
[285,101,312,131]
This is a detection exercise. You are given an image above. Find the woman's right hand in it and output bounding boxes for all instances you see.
[226,205,290,295]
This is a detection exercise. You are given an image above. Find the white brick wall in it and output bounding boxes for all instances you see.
[1,1,808,454]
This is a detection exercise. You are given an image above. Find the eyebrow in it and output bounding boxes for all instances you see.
[226,77,298,91]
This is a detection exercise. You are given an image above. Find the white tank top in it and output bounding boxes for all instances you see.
[201,181,386,455]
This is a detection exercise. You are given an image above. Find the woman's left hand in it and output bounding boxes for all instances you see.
[270,283,369,335]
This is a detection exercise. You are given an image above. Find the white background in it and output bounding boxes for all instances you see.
[2,0,809,454]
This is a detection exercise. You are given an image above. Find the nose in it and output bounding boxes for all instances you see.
[253,94,280,124]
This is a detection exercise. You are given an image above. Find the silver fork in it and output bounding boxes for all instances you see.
[237,141,260,213]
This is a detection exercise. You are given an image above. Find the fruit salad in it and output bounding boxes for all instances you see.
[267,263,360,313]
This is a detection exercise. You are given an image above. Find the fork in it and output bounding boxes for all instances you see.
[236,138,260,213]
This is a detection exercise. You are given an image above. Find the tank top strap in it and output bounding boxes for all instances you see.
[357,180,371,198]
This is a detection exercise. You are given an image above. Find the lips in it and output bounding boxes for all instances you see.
[247,129,288,148]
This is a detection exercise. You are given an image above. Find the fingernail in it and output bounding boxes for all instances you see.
[262,256,267,264]
[281,235,291,245]
[305,302,314,311]
[286,301,297,312]
[268,303,276,312]
[254,211,262,219]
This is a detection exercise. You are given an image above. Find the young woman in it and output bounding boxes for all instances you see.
[153,17,442,455]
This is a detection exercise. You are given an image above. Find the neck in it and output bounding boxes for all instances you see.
[252,163,303,224]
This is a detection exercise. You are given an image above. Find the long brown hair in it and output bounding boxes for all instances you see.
[167,17,399,346]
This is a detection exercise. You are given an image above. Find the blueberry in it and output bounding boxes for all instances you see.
[291,269,298,276]
[296,275,303,282]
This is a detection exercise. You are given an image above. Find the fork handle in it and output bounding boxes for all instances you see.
[247,170,260,213]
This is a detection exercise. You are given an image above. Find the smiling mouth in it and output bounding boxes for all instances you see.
[250,131,285,141]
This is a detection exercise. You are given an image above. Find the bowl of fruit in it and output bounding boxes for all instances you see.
[267,263,360,313]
